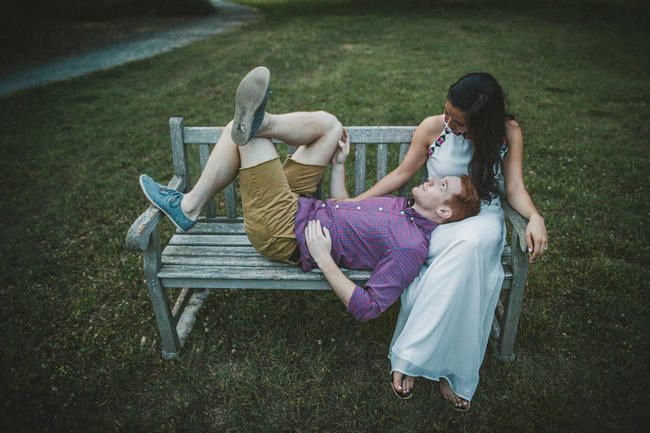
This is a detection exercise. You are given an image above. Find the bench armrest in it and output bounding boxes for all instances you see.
[501,198,529,253]
[126,176,186,251]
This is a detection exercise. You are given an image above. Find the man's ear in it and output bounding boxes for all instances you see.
[436,206,452,220]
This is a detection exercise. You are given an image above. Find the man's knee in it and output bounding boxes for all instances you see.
[315,111,343,138]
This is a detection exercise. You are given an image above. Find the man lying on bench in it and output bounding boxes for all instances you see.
[139,66,480,321]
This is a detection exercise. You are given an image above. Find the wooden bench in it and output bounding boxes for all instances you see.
[126,118,530,361]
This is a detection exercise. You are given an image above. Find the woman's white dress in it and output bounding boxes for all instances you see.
[388,123,508,401]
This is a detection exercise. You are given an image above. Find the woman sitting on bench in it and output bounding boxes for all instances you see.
[347,72,549,410]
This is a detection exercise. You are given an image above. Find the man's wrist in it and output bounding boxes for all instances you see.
[314,253,335,269]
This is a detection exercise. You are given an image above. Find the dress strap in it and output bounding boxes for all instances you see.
[428,116,452,158]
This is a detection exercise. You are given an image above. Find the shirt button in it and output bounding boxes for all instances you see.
[321,203,326,207]
[356,206,361,210]
[378,207,383,211]
[335,205,340,209]
[400,211,404,215]
[410,217,414,221]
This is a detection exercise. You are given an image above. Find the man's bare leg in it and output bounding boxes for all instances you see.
[183,62,342,219]
[439,377,470,410]
[141,67,341,230]
[179,109,341,223]
[256,110,343,166]
[180,121,240,221]
[238,136,279,169]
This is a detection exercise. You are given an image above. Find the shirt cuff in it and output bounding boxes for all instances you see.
[347,285,372,322]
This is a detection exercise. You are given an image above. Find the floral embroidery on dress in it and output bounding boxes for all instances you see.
[428,132,446,158]
[429,115,507,159]
[500,138,508,157]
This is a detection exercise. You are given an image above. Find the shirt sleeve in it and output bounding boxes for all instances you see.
[347,248,425,322]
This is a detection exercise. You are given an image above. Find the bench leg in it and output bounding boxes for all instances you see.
[497,230,529,362]
[144,230,181,358]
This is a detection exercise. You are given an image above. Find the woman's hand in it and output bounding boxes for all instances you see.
[526,213,548,263]
[332,128,350,166]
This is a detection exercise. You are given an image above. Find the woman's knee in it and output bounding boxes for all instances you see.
[455,232,481,251]
[454,224,502,251]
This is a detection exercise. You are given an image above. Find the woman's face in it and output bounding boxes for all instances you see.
[444,101,469,135]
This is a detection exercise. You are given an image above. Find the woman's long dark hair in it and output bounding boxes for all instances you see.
[447,72,514,201]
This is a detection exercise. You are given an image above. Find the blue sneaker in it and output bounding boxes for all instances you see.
[231,66,271,146]
[139,174,196,232]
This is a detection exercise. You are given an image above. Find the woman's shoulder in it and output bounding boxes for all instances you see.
[419,114,445,132]
[504,118,522,145]
[505,118,520,132]
[416,114,445,141]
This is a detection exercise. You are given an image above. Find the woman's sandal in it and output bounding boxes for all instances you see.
[439,378,470,411]
[390,381,413,400]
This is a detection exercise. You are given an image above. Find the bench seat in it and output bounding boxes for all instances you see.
[159,218,513,291]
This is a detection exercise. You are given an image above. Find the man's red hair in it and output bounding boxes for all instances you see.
[444,175,481,223]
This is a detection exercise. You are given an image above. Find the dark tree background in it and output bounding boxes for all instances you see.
[0,0,217,75]
[4,0,215,22]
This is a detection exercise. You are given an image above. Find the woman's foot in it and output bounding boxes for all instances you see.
[391,371,414,399]
[439,378,470,411]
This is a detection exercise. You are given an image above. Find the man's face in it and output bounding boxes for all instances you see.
[412,176,462,213]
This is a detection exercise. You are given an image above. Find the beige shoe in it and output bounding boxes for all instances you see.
[231,66,271,146]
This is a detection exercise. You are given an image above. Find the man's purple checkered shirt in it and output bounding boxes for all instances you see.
[294,196,437,322]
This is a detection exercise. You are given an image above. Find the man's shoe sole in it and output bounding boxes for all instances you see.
[231,66,270,146]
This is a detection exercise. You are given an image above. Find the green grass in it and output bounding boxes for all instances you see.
[1,0,648,431]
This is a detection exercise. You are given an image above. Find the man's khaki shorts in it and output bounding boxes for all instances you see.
[239,156,326,265]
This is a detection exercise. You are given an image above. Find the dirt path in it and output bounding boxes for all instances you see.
[0,1,257,96]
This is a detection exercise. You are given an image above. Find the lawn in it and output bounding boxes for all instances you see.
[1,0,648,431]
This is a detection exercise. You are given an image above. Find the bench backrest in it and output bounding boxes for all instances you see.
[170,118,425,219]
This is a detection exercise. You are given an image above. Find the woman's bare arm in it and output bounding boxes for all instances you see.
[351,115,443,200]
[502,119,549,262]
[329,129,351,198]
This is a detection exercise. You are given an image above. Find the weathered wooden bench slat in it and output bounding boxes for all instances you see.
[162,245,258,257]
[165,238,511,257]
[127,119,530,361]
[159,265,372,281]
[198,144,217,218]
[162,277,338,291]
[162,255,294,267]
[398,143,409,197]
[182,126,417,145]
[377,142,388,181]
[158,261,511,286]
[225,183,238,219]
[166,231,512,260]
[175,220,245,234]
[168,234,251,246]
[354,142,366,196]
[158,260,511,290]
[158,264,375,291]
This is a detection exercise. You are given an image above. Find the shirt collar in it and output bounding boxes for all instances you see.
[404,198,438,232]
